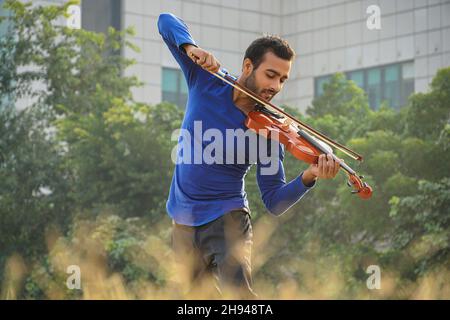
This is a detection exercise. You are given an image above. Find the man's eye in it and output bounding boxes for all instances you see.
[266,74,275,78]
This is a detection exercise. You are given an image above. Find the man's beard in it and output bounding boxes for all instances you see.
[244,70,258,93]
[244,71,274,102]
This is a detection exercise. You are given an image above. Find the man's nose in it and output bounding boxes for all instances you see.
[268,84,279,95]
[270,81,281,93]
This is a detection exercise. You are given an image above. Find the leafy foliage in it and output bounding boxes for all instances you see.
[0,0,449,299]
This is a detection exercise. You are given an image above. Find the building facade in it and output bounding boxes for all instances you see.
[2,0,450,112]
[122,0,450,112]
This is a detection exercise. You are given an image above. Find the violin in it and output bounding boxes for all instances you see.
[205,67,373,199]
[245,108,373,199]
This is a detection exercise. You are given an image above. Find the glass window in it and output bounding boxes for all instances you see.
[81,0,121,58]
[367,68,381,109]
[402,62,414,80]
[383,64,400,109]
[384,65,399,82]
[315,76,331,97]
[314,61,414,110]
[347,70,364,88]
[162,69,178,93]
[162,68,188,109]
[81,0,121,33]
[400,62,414,107]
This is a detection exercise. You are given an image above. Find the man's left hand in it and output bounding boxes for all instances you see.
[302,153,342,186]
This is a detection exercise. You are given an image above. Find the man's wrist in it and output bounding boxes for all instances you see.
[182,43,196,54]
[301,169,317,187]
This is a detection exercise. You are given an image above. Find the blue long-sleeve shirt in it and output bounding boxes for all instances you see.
[158,13,315,226]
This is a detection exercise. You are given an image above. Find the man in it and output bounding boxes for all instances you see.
[158,13,341,298]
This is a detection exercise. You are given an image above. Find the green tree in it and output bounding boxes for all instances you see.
[0,0,181,297]
[254,70,450,297]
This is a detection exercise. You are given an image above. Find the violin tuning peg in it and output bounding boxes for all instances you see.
[363,182,368,188]
[346,181,352,188]
[359,175,364,179]
[351,190,360,194]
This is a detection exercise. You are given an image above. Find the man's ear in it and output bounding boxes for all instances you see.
[242,58,254,76]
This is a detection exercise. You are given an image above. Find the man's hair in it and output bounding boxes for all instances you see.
[244,35,295,70]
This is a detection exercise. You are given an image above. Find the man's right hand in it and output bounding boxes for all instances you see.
[183,44,221,73]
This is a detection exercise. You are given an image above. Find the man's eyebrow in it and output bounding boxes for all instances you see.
[266,69,289,79]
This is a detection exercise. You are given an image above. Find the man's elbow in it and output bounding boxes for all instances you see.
[263,199,286,217]
[157,13,173,33]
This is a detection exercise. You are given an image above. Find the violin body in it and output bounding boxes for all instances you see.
[245,110,327,165]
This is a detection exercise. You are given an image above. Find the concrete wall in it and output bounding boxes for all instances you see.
[10,0,450,112]
[281,0,450,112]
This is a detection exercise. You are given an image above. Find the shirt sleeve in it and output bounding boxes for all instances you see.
[256,142,316,216]
[157,12,208,87]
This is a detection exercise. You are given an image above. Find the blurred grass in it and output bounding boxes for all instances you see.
[2,213,449,300]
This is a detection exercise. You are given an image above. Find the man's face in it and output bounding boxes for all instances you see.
[244,51,292,102]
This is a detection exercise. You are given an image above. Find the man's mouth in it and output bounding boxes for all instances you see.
[262,91,273,100]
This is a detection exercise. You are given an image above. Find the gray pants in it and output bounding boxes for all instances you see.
[172,209,258,299]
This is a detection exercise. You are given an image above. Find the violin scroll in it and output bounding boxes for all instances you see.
[348,174,373,199]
